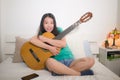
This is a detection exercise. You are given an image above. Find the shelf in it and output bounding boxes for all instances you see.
[107,51,120,60]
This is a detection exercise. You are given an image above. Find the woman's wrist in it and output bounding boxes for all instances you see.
[47,45,53,51]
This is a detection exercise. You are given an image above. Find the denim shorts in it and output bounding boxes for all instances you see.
[58,59,74,67]
[51,59,74,76]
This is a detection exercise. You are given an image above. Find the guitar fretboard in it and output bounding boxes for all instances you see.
[54,20,80,40]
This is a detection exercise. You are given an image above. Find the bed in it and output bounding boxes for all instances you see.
[0,57,120,80]
[0,36,120,80]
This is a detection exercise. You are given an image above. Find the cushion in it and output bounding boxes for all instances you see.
[12,36,28,63]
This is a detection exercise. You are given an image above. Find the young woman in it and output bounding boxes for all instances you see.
[30,13,95,76]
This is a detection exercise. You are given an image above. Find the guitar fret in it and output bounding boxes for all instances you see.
[73,20,80,27]
[54,20,80,40]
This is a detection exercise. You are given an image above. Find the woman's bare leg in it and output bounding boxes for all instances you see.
[45,58,80,76]
[69,57,95,72]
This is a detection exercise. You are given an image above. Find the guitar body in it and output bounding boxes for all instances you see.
[21,12,93,70]
[21,32,55,70]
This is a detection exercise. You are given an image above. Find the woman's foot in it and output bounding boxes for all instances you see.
[81,69,94,76]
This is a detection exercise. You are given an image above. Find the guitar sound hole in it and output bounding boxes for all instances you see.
[29,49,40,62]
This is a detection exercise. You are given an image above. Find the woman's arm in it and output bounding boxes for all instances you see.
[29,35,60,56]
[39,35,66,48]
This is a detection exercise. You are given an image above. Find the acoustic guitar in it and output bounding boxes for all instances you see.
[20,12,93,70]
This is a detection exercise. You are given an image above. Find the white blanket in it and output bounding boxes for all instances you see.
[0,57,120,80]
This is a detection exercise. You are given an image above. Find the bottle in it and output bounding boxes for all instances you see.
[105,40,109,48]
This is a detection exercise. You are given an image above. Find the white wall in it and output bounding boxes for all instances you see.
[0,0,2,62]
[118,0,120,29]
[0,0,118,60]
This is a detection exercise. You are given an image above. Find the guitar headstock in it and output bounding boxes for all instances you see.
[80,12,93,23]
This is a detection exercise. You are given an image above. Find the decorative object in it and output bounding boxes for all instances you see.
[104,28,120,48]
[104,40,109,48]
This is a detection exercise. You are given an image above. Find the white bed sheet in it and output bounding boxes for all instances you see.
[0,57,120,80]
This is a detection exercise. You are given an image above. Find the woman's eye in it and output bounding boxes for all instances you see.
[51,22,53,24]
[45,22,48,24]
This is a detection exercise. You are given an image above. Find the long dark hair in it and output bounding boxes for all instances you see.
[37,13,59,37]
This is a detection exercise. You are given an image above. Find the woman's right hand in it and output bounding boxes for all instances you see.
[48,46,60,56]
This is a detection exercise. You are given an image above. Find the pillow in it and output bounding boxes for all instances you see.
[12,36,28,63]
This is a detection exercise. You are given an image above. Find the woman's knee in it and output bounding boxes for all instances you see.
[88,58,95,68]
[45,58,56,71]
[46,58,55,65]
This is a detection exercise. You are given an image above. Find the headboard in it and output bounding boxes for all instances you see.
[2,35,32,60]
[2,34,99,61]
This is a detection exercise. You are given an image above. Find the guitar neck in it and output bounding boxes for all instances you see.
[54,20,81,40]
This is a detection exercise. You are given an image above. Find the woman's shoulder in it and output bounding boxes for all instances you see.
[57,27,63,32]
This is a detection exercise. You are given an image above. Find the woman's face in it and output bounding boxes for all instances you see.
[43,17,54,32]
